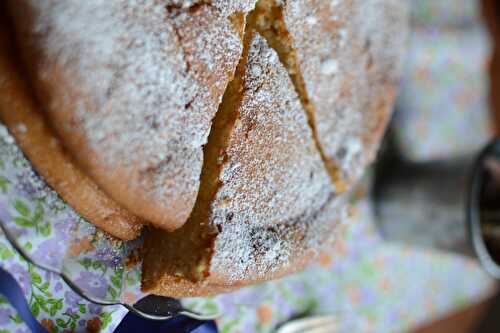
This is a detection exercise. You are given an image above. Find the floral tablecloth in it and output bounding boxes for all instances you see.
[0,197,496,333]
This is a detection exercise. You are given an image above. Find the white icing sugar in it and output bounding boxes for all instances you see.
[330,0,341,7]
[305,15,317,25]
[320,58,339,75]
[338,28,348,48]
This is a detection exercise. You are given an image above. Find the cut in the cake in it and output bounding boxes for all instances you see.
[142,27,341,296]
[278,0,408,185]
[251,0,347,192]
[251,0,407,188]
[142,20,253,283]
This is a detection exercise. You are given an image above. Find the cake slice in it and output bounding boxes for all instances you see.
[254,0,408,188]
[6,0,254,231]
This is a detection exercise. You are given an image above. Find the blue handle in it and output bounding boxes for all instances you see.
[0,266,48,332]
[0,266,218,333]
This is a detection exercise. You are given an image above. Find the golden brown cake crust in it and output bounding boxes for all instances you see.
[0,16,142,240]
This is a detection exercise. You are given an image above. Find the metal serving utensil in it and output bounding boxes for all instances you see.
[0,219,219,321]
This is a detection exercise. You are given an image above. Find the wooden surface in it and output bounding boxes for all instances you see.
[413,293,496,333]
[482,0,500,135]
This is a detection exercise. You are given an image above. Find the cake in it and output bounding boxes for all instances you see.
[1,0,408,296]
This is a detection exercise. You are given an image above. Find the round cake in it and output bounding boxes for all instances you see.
[0,0,408,296]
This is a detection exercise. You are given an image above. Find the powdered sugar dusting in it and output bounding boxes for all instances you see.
[320,58,339,75]
[212,0,258,16]
[165,0,257,16]
[12,0,248,227]
[209,32,340,282]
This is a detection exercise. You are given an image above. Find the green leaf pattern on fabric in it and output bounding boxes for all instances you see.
[0,242,14,260]
[0,176,10,193]
[11,199,51,237]
[8,314,22,324]
[220,317,240,333]
[100,311,114,330]
[27,264,64,320]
